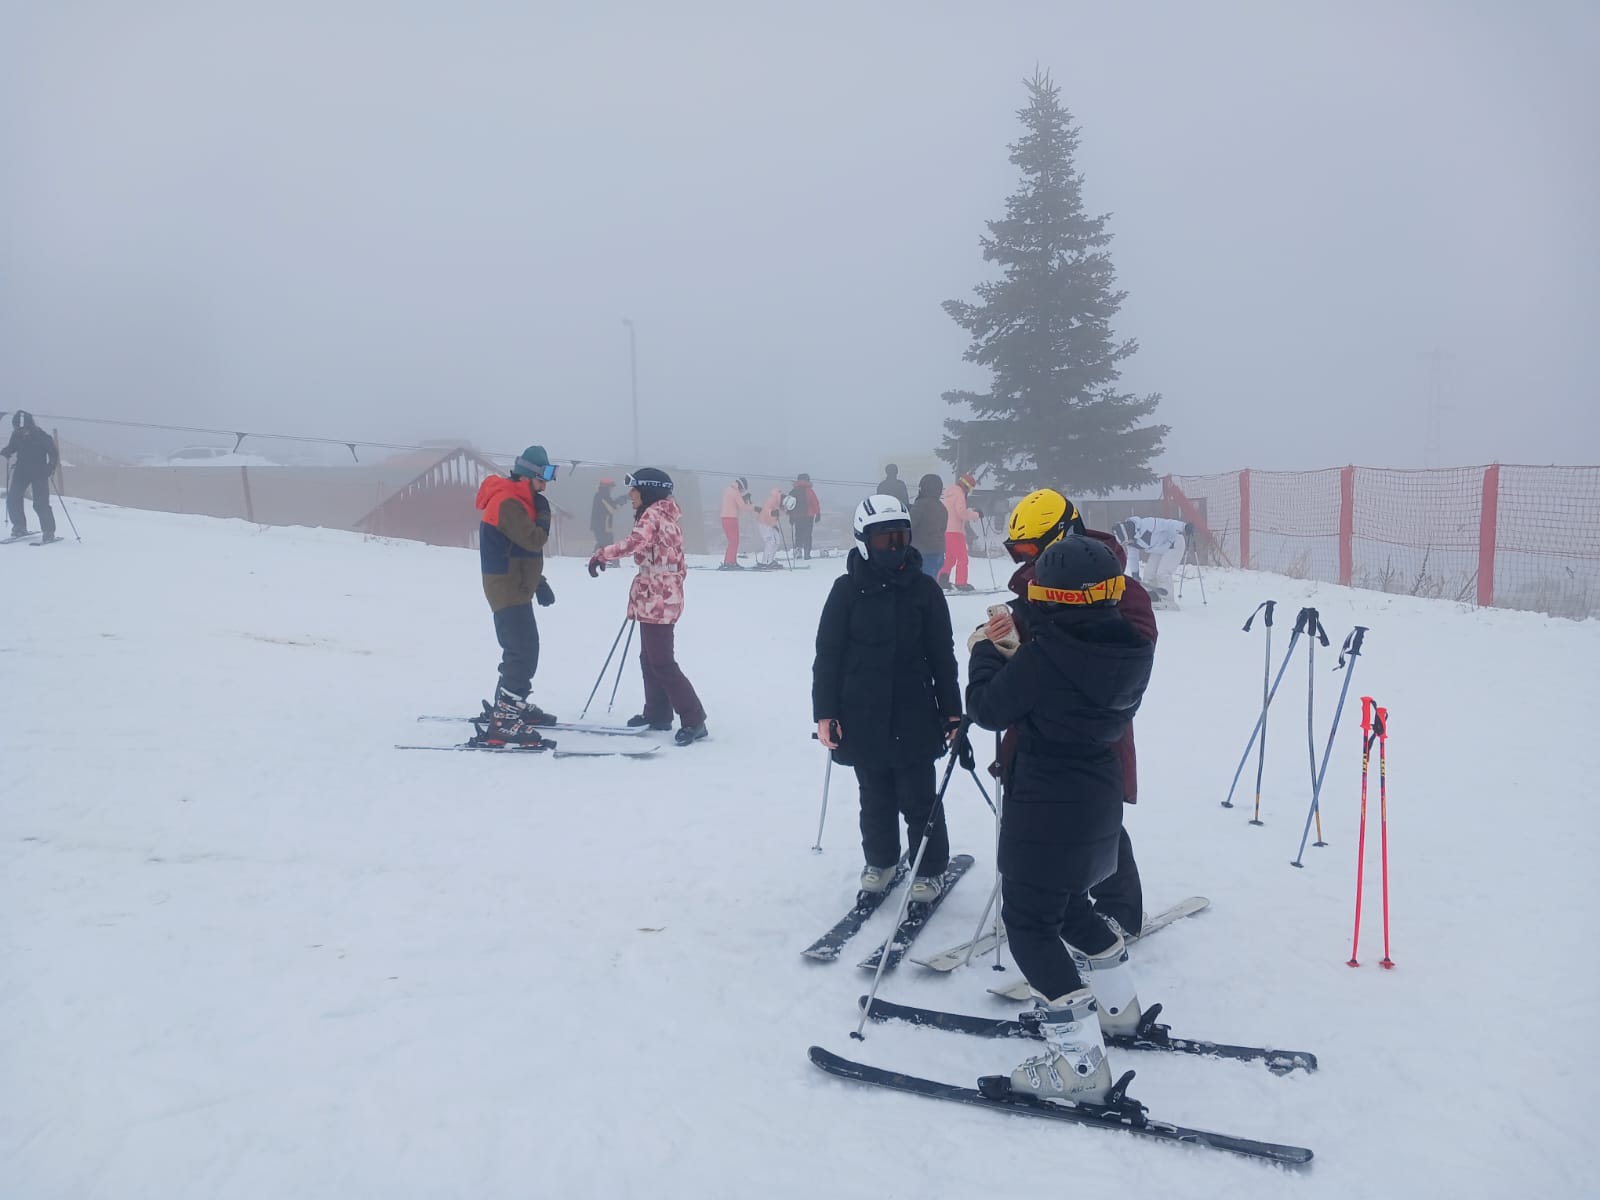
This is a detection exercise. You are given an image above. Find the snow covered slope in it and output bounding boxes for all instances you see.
[3,502,1596,1197]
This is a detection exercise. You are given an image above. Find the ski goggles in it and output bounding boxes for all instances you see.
[1004,537,1047,564]
[866,526,910,552]
[1026,576,1126,606]
[529,463,559,482]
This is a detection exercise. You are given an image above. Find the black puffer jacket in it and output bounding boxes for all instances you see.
[813,547,962,768]
[909,474,947,554]
[967,607,1155,891]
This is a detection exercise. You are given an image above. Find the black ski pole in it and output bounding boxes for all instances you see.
[1247,601,1277,824]
[1294,627,1368,867]
[1222,604,1308,808]
[579,614,631,720]
[606,618,636,712]
[1301,608,1331,844]
[853,719,971,1041]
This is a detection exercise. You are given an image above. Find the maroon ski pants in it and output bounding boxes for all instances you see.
[639,622,706,726]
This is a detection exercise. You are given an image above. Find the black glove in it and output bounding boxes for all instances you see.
[536,580,555,607]
[587,554,606,578]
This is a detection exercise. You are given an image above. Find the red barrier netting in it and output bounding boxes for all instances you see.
[1351,467,1482,602]
[1166,464,1600,619]
[1495,466,1600,618]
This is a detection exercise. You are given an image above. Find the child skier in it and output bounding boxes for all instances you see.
[754,486,785,569]
[719,477,755,569]
[966,534,1156,1106]
[813,495,964,902]
[938,472,983,591]
[588,469,709,746]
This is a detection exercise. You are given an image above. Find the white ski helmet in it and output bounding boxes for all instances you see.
[853,494,911,543]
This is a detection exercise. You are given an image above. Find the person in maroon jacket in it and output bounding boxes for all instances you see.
[981,489,1156,937]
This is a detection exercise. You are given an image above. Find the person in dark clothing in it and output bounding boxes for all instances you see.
[985,490,1156,936]
[786,473,821,559]
[474,444,559,744]
[590,477,623,552]
[967,534,1155,1107]
[813,494,963,902]
[2,411,59,542]
[876,463,911,508]
[909,473,948,579]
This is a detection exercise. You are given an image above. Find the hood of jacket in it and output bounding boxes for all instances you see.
[1028,608,1154,713]
[917,473,943,499]
[845,545,925,588]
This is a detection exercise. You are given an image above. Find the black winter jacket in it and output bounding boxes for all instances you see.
[909,475,948,553]
[967,607,1155,891]
[813,547,962,768]
[1,427,58,475]
[876,473,911,508]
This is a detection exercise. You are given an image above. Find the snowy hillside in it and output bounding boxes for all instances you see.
[4,502,1597,1199]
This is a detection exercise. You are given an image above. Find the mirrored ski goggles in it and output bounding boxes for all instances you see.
[1005,537,1046,564]
[530,463,559,482]
[1026,576,1126,606]
[866,525,910,552]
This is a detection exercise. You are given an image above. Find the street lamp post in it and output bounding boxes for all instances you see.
[623,318,639,463]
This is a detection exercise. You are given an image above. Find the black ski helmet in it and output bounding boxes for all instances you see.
[626,467,674,513]
[12,410,33,431]
[1028,535,1125,608]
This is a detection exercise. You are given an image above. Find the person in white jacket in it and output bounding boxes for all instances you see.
[1112,516,1189,604]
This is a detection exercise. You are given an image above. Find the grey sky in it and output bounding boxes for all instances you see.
[4,1,1596,481]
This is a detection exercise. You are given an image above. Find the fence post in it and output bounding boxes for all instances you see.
[1239,469,1252,570]
[240,465,257,524]
[1477,464,1500,608]
[1338,465,1355,586]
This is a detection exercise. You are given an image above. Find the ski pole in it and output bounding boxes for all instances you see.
[579,614,632,720]
[811,724,837,853]
[854,720,970,1041]
[989,731,1005,970]
[49,476,81,541]
[1301,609,1331,843]
[980,514,999,591]
[1222,604,1306,808]
[1293,626,1367,868]
[1248,599,1274,824]
[606,618,636,712]
[1348,696,1377,965]
[776,513,792,570]
[1377,706,1395,969]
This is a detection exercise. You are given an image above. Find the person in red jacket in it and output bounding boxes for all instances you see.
[786,473,822,559]
[980,489,1156,937]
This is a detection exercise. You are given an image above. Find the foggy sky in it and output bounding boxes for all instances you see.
[3,1,1596,482]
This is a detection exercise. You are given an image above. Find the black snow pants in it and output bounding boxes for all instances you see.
[855,761,949,877]
[1001,876,1121,1002]
[6,469,54,538]
[1090,826,1144,935]
[493,603,541,697]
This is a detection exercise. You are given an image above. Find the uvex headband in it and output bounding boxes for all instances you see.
[1026,576,1126,606]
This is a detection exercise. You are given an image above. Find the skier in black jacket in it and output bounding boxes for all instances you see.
[967,534,1155,1107]
[2,411,59,542]
[813,495,963,903]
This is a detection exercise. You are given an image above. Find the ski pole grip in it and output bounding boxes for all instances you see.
[1337,625,1369,668]
[1242,599,1277,633]
[1293,606,1315,636]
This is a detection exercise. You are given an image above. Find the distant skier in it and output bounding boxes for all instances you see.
[589,469,708,745]
[474,445,560,745]
[909,473,948,579]
[719,477,755,569]
[787,473,821,560]
[1112,516,1188,608]
[813,495,964,903]
[938,472,983,592]
[590,477,624,553]
[876,463,911,508]
[2,411,59,543]
[966,534,1156,1107]
[754,486,785,569]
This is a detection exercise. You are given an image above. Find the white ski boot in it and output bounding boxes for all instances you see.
[859,863,897,894]
[1069,936,1143,1036]
[909,874,944,903]
[1010,987,1113,1104]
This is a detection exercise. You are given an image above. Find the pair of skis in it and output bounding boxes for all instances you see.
[801,856,974,968]
[396,713,661,758]
[1,532,60,546]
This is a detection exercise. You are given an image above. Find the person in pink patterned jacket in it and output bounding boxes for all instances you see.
[587,468,709,746]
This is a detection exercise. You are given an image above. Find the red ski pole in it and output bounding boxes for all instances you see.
[1377,706,1395,969]
[1348,696,1375,966]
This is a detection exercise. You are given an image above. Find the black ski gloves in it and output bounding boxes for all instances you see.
[537,581,555,607]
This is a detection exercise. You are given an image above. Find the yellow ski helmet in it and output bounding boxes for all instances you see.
[1005,488,1081,556]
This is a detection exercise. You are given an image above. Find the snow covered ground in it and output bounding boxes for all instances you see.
[3,501,1597,1198]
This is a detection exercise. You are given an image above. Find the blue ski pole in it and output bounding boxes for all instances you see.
[1222,605,1313,809]
[1293,626,1369,868]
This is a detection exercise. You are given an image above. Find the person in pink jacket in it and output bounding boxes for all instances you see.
[754,486,785,569]
[939,472,983,591]
[719,477,755,569]
[587,468,708,745]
